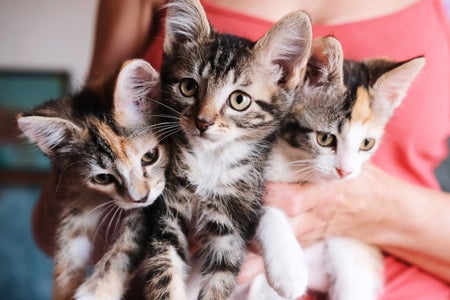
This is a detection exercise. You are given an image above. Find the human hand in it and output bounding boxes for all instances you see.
[264,163,394,246]
[239,163,394,284]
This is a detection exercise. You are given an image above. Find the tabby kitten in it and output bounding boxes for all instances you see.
[140,0,312,299]
[17,59,169,300]
[265,36,425,299]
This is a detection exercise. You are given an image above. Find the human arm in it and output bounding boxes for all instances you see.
[239,163,450,284]
[88,0,164,80]
[32,171,59,257]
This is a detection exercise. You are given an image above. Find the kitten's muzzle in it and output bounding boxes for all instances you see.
[335,167,352,178]
[195,117,214,134]
[124,193,150,204]
[134,194,149,203]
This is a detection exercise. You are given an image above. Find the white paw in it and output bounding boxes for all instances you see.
[74,285,95,300]
[74,280,122,300]
[257,207,308,299]
[265,248,308,299]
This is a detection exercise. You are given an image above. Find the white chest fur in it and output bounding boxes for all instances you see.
[182,141,255,195]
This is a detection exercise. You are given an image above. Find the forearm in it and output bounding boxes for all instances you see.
[265,165,450,283]
[32,171,60,257]
[362,172,450,282]
[88,0,163,80]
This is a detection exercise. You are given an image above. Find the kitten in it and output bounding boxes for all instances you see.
[265,36,425,299]
[140,0,312,299]
[17,59,169,300]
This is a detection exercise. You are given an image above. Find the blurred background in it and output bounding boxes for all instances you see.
[0,1,96,299]
[0,1,449,299]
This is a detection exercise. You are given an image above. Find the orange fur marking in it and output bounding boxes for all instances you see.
[93,118,130,164]
[351,87,373,124]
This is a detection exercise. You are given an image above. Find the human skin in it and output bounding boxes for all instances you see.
[238,164,450,284]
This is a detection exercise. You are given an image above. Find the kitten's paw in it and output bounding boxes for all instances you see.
[74,280,122,300]
[258,207,308,299]
[266,254,308,299]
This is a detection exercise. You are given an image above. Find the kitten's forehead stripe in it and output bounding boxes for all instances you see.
[351,87,373,124]
[202,35,252,82]
[255,100,276,115]
[89,126,116,163]
[94,120,131,166]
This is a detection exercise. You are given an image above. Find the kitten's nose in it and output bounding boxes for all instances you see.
[195,117,214,134]
[336,168,352,178]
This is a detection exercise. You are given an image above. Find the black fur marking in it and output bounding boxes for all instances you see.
[203,220,235,236]
[255,99,276,115]
[88,127,117,162]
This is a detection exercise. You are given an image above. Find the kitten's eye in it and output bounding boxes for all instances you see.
[228,91,251,111]
[316,132,337,148]
[179,78,198,97]
[141,148,159,166]
[92,173,115,185]
[360,138,376,151]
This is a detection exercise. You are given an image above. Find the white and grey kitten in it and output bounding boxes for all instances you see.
[18,59,169,300]
[261,36,425,300]
[140,0,312,299]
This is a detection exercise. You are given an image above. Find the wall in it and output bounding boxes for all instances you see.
[0,2,98,299]
[0,0,98,88]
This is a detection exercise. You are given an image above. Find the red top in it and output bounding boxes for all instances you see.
[144,0,450,298]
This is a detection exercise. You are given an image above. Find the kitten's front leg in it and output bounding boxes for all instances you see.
[74,210,146,300]
[326,237,384,300]
[255,207,308,299]
[53,206,100,300]
[196,231,246,300]
[195,202,250,300]
[142,216,189,300]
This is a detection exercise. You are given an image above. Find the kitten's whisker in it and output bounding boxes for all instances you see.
[292,166,318,182]
[91,202,117,257]
[292,168,314,178]
[288,162,315,168]
[144,97,185,120]
[93,203,116,244]
[152,123,180,134]
[151,120,180,128]
[112,208,125,242]
[105,206,121,245]
[287,159,316,167]
[89,200,115,215]
[155,129,179,140]
[157,127,183,142]
[153,123,180,133]
[125,121,180,141]
[152,114,181,120]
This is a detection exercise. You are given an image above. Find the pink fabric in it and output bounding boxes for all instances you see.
[144,0,450,298]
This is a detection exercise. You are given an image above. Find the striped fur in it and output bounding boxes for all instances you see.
[141,0,312,299]
[17,59,169,300]
[265,37,425,300]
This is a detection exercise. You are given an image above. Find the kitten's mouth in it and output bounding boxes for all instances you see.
[189,130,215,143]
[115,195,156,210]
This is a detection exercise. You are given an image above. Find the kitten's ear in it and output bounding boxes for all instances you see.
[369,56,425,109]
[17,114,82,156]
[305,36,344,88]
[254,10,312,89]
[114,59,160,128]
[164,0,211,55]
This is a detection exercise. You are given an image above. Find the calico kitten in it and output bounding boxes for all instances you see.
[17,59,169,300]
[265,36,425,299]
[140,0,312,299]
